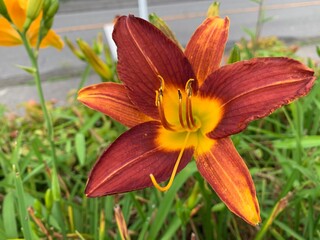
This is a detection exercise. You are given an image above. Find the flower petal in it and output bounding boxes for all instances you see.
[4,0,26,30]
[185,16,229,85]
[195,137,260,225]
[0,18,22,46]
[27,14,64,50]
[85,121,194,197]
[78,82,151,128]
[200,57,316,138]
[113,15,196,119]
[33,29,64,50]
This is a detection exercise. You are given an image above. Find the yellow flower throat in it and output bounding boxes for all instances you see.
[150,76,223,191]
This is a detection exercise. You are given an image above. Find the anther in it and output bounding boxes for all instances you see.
[155,78,177,131]
[185,79,194,97]
[158,75,165,91]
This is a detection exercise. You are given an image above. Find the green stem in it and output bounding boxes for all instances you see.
[19,33,61,199]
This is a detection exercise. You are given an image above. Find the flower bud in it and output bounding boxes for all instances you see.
[77,39,112,81]
[65,37,85,61]
[227,44,241,64]
[24,0,44,31]
[44,16,54,30]
[44,0,59,19]
[149,13,183,50]
[207,2,220,17]
[43,0,51,14]
[93,32,104,55]
[37,0,59,44]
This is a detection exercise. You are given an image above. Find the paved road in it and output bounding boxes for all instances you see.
[0,0,319,111]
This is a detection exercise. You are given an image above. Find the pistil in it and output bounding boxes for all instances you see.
[150,131,191,191]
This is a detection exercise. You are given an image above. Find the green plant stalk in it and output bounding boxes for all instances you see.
[19,32,61,201]
[253,0,264,51]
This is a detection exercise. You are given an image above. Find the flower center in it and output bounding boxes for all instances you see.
[150,76,223,192]
[155,76,201,133]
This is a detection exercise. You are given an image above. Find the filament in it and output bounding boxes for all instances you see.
[156,89,176,131]
[150,131,191,192]
[178,89,186,128]
[185,79,197,130]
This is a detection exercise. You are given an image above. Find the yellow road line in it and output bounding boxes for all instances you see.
[55,1,320,33]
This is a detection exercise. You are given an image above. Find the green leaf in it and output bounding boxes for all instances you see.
[148,161,197,239]
[75,133,86,166]
[3,192,18,238]
[273,136,320,149]
[13,165,34,240]
[16,64,37,74]
[316,45,320,58]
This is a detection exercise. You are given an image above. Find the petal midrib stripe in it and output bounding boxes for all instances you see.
[219,77,309,109]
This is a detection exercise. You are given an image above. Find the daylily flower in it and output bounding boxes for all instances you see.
[0,0,63,49]
[78,15,315,225]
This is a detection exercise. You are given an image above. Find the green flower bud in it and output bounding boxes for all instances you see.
[93,32,104,55]
[45,0,59,19]
[43,0,51,14]
[149,13,183,50]
[44,16,54,29]
[227,44,241,64]
[23,0,44,31]
[27,0,44,21]
[65,37,86,61]
[77,39,112,81]
[207,1,220,17]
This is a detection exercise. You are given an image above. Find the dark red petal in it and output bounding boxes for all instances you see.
[85,121,193,196]
[195,137,260,225]
[185,16,229,85]
[78,82,150,128]
[200,57,316,138]
[113,15,196,119]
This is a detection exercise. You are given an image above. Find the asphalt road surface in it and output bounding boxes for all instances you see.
[0,0,319,111]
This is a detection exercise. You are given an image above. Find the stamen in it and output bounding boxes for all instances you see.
[156,89,176,131]
[185,79,197,130]
[155,90,159,106]
[178,89,186,128]
[185,79,194,96]
[158,75,165,91]
[150,131,191,192]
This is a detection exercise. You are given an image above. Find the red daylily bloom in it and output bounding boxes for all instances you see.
[78,15,315,225]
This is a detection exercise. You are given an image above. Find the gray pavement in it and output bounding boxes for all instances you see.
[0,0,320,112]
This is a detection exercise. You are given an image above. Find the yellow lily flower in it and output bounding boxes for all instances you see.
[0,0,63,49]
